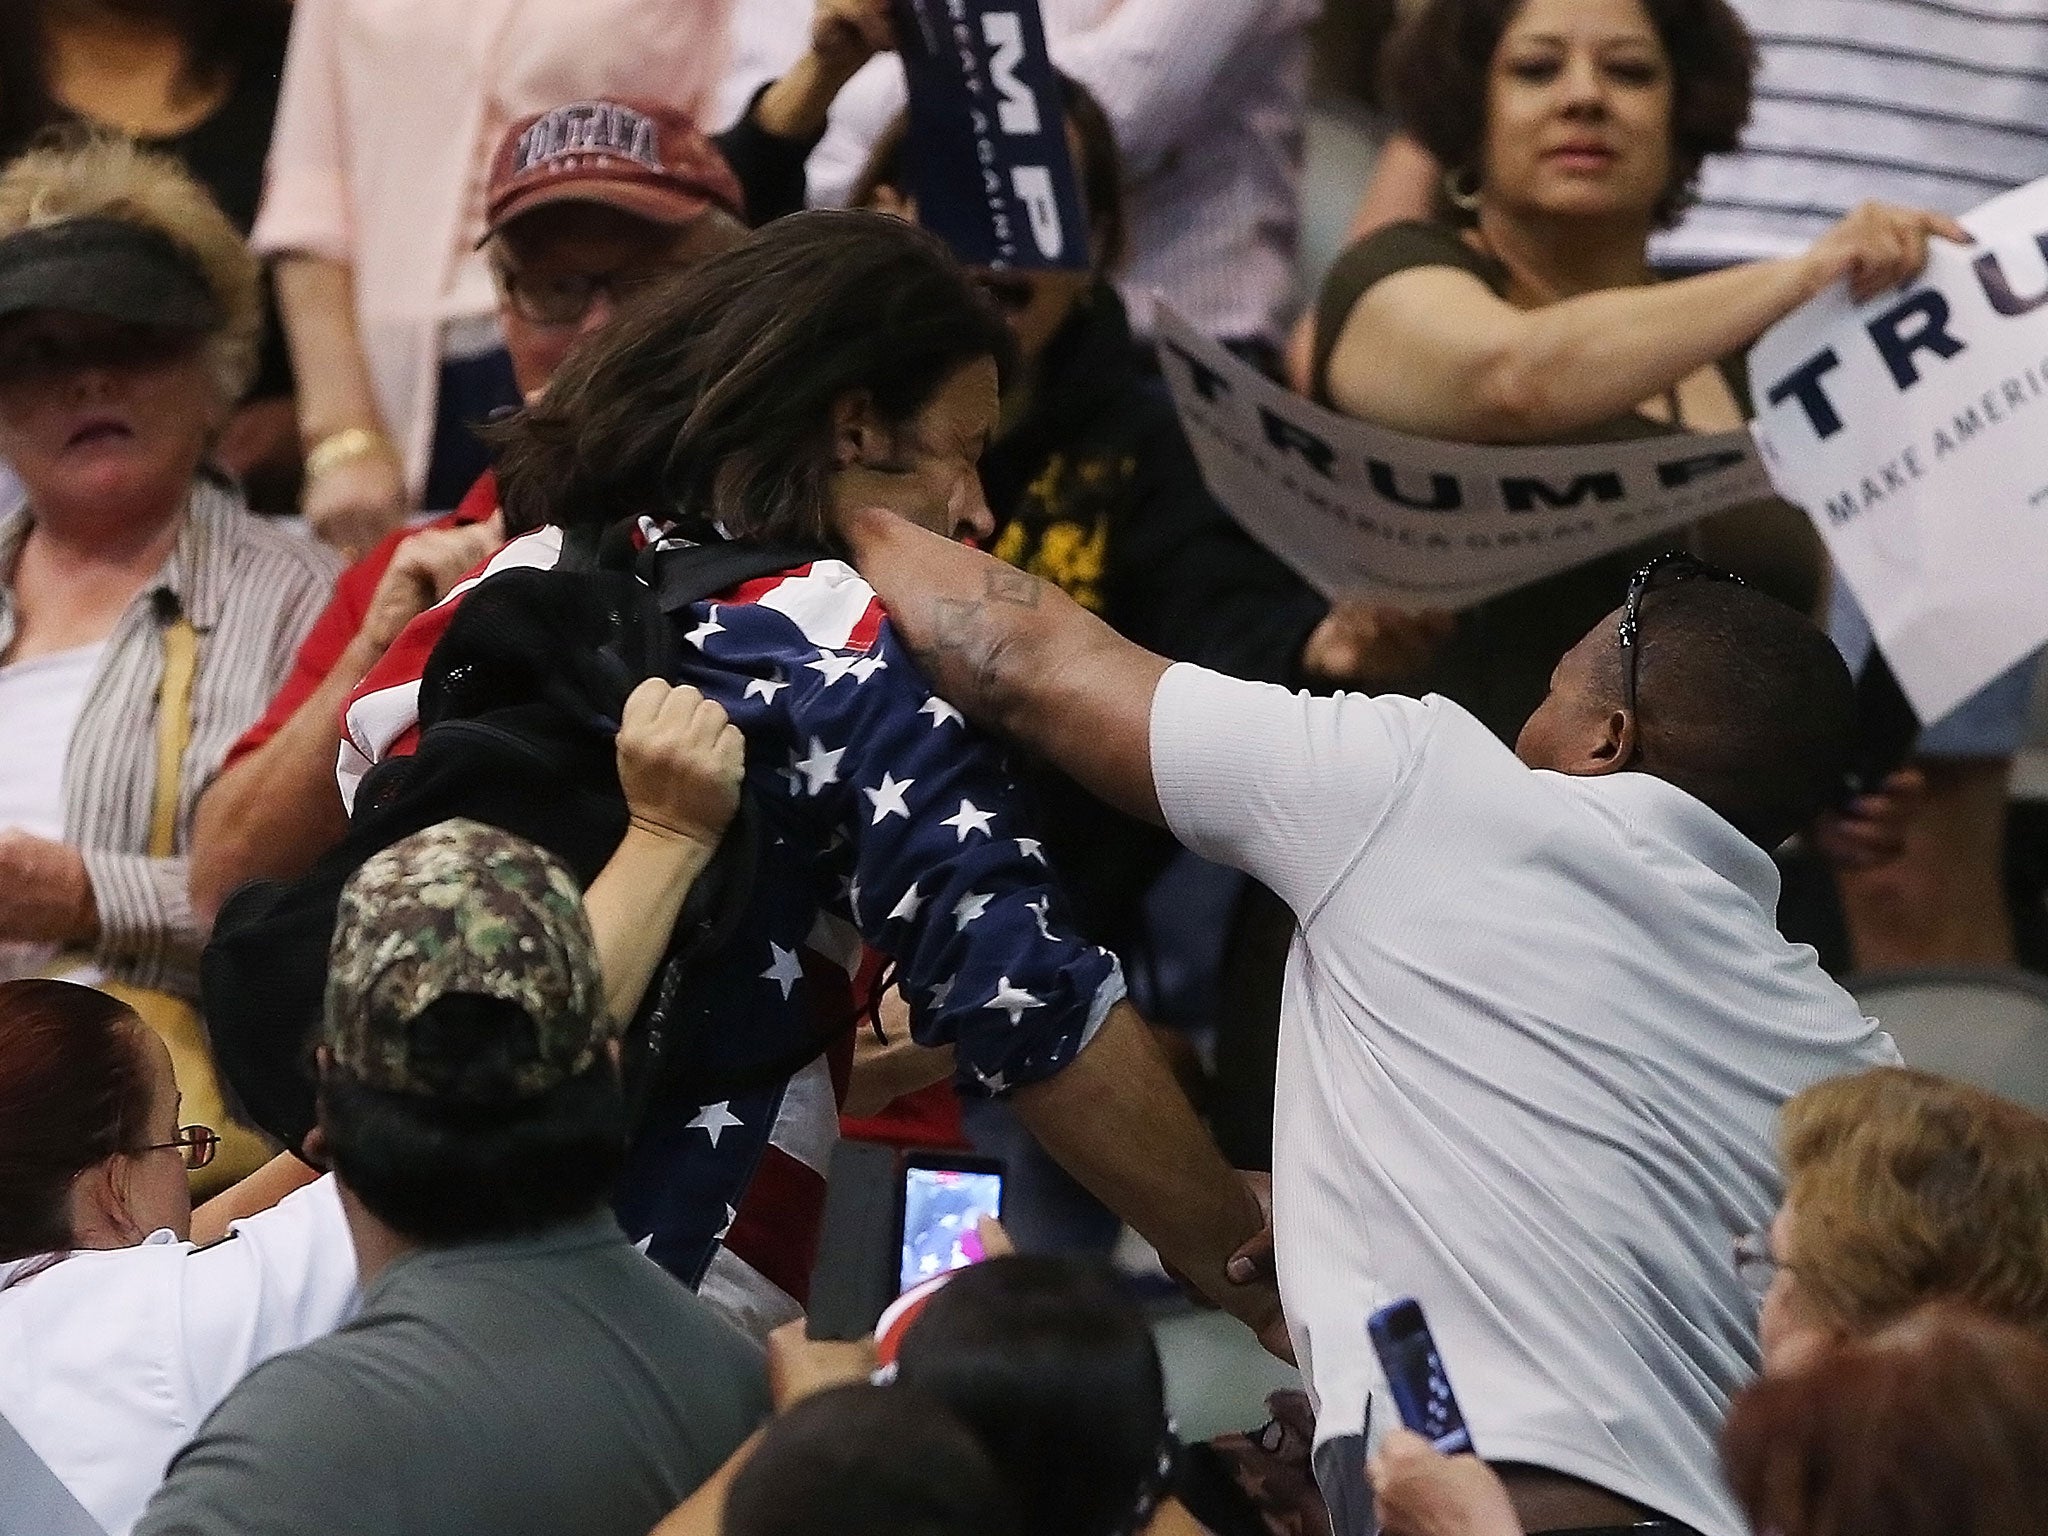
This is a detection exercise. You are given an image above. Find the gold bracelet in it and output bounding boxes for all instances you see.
[304,427,395,483]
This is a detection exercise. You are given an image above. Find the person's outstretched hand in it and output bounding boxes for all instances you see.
[1368,1430,1520,1536]
[615,679,745,854]
[1801,201,1970,305]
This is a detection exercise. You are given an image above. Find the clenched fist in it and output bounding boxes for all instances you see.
[615,679,746,853]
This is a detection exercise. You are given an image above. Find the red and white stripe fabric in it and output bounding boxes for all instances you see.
[336,525,564,812]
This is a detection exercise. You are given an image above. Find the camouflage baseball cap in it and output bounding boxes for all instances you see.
[324,819,613,1101]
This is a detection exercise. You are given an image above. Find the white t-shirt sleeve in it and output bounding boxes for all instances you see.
[1149,664,1433,918]
[174,1175,360,1421]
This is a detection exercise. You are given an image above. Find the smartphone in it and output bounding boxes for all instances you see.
[897,1152,1005,1295]
[1368,1297,1474,1455]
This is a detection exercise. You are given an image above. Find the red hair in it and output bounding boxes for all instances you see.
[0,978,152,1261]
[1721,1305,2048,1536]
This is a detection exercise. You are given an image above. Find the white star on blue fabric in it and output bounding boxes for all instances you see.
[848,655,888,683]
[1016,838,1047,864]
[745,675,788,704]
[985,977,1045,1026]
[687,1101,744,1148]
[972,1063,1011,1094]
[684,609,725,649]
[953,891,993,930]
[761,943,804,999]
[941,799,996,841]
[919,695,965,729]
[889,883,926,923]
[634,1233,655,1256]
[863,772,916,824]
[792,737,845,795]
[807,651,862,686]
[929,973,957,1010]
[1025,895,1057,940]
[716,1204,738,1241]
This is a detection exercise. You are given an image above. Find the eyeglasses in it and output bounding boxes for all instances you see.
[1617,552,1745,727]
[1732,1229,1785,1303]
[494,263,670,329]
[140,1124,220,1171]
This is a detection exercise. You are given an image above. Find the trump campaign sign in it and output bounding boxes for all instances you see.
[1750,174,2048,723]
[1156,309,1776,611]
[893,0,1091,271]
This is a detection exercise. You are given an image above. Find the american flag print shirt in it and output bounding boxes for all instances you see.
[340,530,1125,1330]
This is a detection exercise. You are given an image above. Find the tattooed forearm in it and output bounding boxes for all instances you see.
[912,568,1055,723]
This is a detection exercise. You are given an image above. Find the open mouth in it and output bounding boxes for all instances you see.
[66,418,134,449]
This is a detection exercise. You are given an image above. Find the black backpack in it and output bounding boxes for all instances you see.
[203,534,824,1151]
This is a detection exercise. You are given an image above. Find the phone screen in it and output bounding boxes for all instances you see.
[898,1166,1004,1294]
[1368,1298,1473,1455]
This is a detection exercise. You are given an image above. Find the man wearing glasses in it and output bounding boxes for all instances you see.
[836,517,1901,1536]
[188,101,751,925]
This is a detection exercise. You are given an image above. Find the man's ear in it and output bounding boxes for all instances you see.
[830,388,884,470]
[1579,708,1636,777]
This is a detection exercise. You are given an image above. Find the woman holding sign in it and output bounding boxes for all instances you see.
[1309,0,1965,743]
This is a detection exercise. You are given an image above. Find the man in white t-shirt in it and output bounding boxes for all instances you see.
[838,510,1898,1536]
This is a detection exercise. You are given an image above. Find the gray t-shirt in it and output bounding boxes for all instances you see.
[136,1211,769,1536]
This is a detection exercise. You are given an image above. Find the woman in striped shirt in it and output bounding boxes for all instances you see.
[0,135,338,999]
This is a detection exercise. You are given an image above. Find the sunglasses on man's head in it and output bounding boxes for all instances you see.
[1616,551,1746,724]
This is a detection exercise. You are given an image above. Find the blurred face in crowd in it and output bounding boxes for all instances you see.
[1481,0,1675,225]
[0,310,220,526]
[830,356,1001,545]
[490,201,747,400]
[864,118,1102,374]
[70,1024,194,1246]
[1755,1201,1842,1375]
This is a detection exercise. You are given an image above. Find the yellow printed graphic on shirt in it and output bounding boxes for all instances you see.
[991,451,1137,615]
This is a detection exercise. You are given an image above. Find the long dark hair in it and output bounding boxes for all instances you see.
[0,979,152,1262]
[0,1,291,158]
[491,209,1017,546]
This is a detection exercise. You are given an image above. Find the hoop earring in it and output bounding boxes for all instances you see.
[1443,165,1484,214]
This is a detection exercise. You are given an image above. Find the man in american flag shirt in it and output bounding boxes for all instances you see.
[341,521,1271,1340]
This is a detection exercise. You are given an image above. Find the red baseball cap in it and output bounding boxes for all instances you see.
[483,98,747,240]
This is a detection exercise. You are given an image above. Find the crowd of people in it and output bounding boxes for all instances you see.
[3,1,2047,1535]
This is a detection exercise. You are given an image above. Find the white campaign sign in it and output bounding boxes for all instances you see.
[1750,175,2048,722]
[1156,308,1777,612]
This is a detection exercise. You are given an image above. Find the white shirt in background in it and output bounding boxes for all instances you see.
[0,1176,359,1536]
[1656,0,2048,267]
[1147,664,1897,1536]
[0,641,105,981]
[717,0,1320,345]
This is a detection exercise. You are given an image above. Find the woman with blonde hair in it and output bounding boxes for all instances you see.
[0,135,338,1178]
[1742,1064,2048,1369]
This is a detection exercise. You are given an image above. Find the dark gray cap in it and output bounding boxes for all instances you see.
[0,217,220,331]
